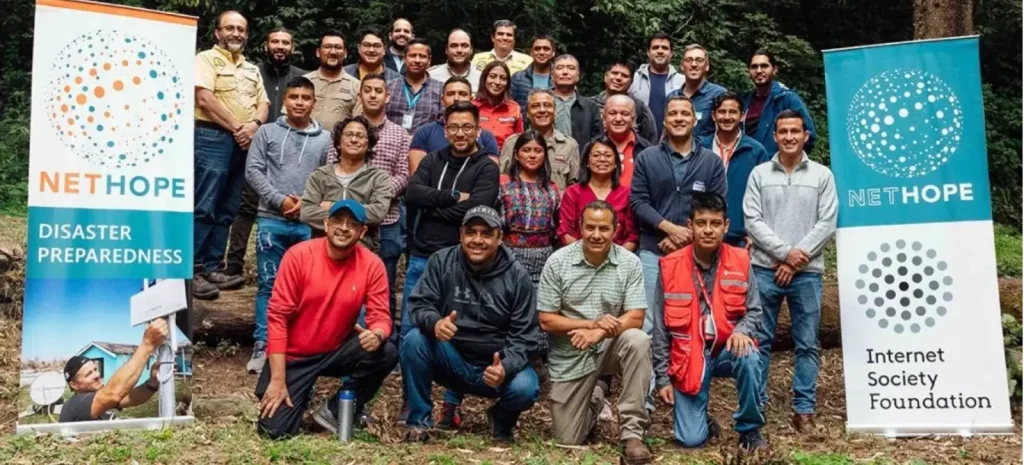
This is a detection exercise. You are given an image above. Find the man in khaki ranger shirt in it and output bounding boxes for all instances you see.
[499,89,579,194]
[193,10,269,300]
[305,31,360,134]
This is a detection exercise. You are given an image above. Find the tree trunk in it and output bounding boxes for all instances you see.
[913,0,974,39]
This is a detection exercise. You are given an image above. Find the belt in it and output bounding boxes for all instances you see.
[195,120,231,132]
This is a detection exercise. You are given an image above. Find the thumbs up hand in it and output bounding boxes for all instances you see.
[482,352,506,388]
[355,324,384,352]
[434,311,459,341]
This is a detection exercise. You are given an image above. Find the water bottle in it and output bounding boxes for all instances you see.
[337,390,355,442]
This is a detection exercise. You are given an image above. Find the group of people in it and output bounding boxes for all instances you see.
[189,10,838,463]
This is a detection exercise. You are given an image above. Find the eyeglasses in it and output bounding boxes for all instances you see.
[360,42,384,50]
[445,124,478,134]
[342,131,367,140]
[683,57,707,64]
[328,217,363,229]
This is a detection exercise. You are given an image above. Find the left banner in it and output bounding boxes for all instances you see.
[18,0,197,434]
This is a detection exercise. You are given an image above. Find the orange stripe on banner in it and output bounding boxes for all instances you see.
[37,0,197,26]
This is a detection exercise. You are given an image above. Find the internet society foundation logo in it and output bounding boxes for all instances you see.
[855,240,953,334]
[45,30,185,169]
[846,69,963,179]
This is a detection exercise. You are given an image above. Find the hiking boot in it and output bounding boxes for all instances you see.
[621,438,652,464]
[707,417,721,439]
[403,427,430,443]
[312,402,337,435]
[192,275,220,300]
[739,430,766,452]
[438,402,462,430]
[247,341,267,374]
[791,413,816,433]
[486,404,518,443]
[204,270,245,290]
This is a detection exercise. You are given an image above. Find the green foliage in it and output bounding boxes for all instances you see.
[994,224,1022,278]
[1003,314,1022,411]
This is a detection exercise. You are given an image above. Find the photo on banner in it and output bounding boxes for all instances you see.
[17,0,197,435]
[823,36,1013,436]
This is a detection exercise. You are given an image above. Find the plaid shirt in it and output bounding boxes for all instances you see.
[326,119,410,225]
[385,77,444,135]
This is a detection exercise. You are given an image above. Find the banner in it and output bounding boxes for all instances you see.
[823,37,1013,435]
[18,0,197,434]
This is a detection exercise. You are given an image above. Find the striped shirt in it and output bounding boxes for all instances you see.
[385,77,443,135]
[537,242,648,382]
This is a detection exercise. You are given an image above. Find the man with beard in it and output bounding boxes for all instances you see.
[386,39,443,135]
[471,20,533,75]
[305,31,360,135]
[244,77,332,374]
[551,54,602,150]
[509,35,556,113]
[428,29,482,93]
[667,44,726,140]
[739,50,817,155]
[596,94,653,187]
[344,27,402,82]
[193,10,269,300]
[592,62,657,143]
[223,27,307,280]
[697,92,768,248]
[629,32,684,140]
[408,76,500,175]
[386,18,414,74]
[499,89,579,193]
[256,199,398,438]
[401,206,540,443]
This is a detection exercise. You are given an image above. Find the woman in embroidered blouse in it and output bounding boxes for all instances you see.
[473,60,524,151]
[558,135,639,251]
[498,129,559,283]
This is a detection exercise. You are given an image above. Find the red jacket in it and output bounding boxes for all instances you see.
[474,98,524,151]
[659,244,753,395]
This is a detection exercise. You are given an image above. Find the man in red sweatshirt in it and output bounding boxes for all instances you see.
[255,199,398,438]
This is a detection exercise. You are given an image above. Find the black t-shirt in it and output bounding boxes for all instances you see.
[59,392,115,422]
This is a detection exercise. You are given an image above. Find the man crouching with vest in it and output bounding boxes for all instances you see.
[651,192,766,451]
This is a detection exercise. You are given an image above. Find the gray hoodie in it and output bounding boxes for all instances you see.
[245,116,332,221]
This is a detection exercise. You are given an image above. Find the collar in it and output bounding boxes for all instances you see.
[611,130,636,150]
[660,139,698,159]
[770,151,810,171]
[713,130,743,148]
[310,68,347,83]
[474,97,509,111]
[212,45,245,65]
[692,246,721,271]
[554,91,577,102]
[489,49,513,62]
[445,63,471,78]
[549,130,568,144]
[685,78,709,96]
[358,63,385,78]
[571,241,620,268]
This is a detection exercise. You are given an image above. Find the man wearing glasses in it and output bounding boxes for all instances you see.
[304,31,360,134]
[344,28,402,82]
[667,44,726,140]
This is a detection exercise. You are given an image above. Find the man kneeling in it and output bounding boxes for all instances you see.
[652,192,766,451]
[256,199,398,438]
[402,206,540,443]
[538,200,652,465]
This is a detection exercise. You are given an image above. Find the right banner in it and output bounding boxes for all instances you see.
[823,36,1013,435]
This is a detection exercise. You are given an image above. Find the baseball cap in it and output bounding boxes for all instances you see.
[462,205,503,228]
[328,199,367,223]
[63,355,88,383]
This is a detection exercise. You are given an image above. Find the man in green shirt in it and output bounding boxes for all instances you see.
[537,200,653,464]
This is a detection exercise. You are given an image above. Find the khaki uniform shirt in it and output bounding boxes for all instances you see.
[194,45,268,123]
[471,50,533,75]
[304,69,360,133]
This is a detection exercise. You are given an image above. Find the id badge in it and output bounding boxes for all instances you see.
[402,113,414,130]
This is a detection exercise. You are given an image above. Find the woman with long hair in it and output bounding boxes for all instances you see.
[558,135,638,251]
[499,129,560,281]
[473,60,523,151]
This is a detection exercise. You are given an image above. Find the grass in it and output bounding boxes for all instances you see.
[994,224,1022,277]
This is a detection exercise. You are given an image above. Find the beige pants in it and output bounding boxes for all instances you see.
[549,328,651,444]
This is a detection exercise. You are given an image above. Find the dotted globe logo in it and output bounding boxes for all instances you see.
[855,240,953,334]
[45,30,185,169]
[846,69,963,179]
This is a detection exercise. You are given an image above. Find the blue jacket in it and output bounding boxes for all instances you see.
[697,134,769,242]
[667,80,726,141]
[629,141,727,253]
[510,66,552,118]
[739,81,816,155]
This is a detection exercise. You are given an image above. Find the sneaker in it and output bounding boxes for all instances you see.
[486,405,516,443]
[204,270,245,290]
[312,402,337,435]
[246,341,267,374]
[437,402,462,430]
[403,427,430,443]
[192,275,220,300]
[739,430,766,452]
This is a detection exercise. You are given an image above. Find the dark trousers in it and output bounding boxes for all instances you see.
[225,182,259,275]
[255,334,399,438]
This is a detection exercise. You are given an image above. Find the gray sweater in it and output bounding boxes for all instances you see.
[742,152,838,273]
[245,117,332,221]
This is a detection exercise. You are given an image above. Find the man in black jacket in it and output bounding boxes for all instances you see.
[401,205,540,443]
[551,54,603,150]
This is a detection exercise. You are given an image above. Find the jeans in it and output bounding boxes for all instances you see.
[379,222,404,343]
[753,266,822,414]
[400,328,540,428]
[399,254,430,345]
[225,182,259,275]
[254,218,311,342]
[672,349,764,448]
[638,249,663,334]
[194,126,247,273]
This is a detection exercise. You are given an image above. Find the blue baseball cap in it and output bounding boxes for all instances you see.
[328,199,367,223]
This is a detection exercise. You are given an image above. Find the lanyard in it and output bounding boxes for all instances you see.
[694,265,713,310]
[403,81,423,109]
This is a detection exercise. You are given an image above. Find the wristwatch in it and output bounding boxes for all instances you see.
[451,190,461,201]
[251,118,264,126]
